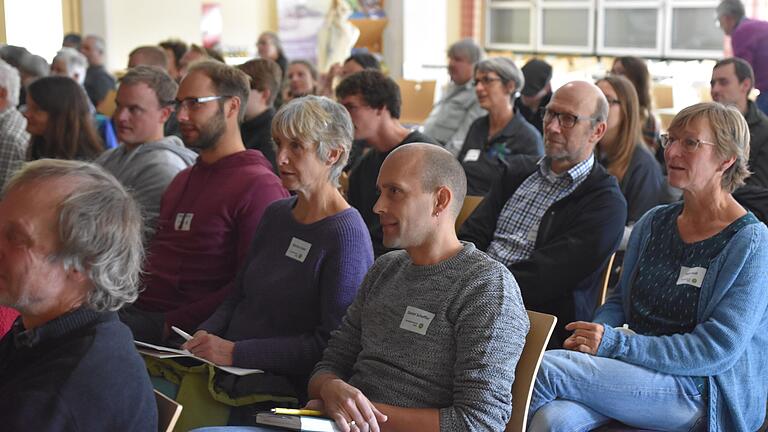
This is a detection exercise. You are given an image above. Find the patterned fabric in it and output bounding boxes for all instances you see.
[629,205,757,336]
[0,108,29,190]
[487,155,594,266]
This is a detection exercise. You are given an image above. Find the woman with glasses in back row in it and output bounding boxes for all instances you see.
[457,57,543,196]
[528,102,768,431]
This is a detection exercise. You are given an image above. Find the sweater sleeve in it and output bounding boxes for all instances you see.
[439,265,530,432]
[597,224,768,377]
[311,261,379,382]
[231,219,375,374]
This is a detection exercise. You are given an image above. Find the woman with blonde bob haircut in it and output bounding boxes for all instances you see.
[528,102,768,431]
[596,74,664,224]
[183,96,374,409]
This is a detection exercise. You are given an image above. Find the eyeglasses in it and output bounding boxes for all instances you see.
[659,133,716,153]
[606,98,621,106]
[542,108,594,129]
[472,77,503,87]
[173,95,231,112]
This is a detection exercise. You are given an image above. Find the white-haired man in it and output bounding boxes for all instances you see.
[0,59,29,190]
[0,159,157,430]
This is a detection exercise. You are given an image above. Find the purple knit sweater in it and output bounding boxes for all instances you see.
[198,197,373,375]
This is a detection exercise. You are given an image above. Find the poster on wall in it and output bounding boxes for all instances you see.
[278,0,332,64]
[201,3,223,50]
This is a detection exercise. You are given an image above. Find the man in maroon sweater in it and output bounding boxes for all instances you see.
[120,61,288,343]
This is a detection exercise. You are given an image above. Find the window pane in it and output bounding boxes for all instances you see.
[604,8,657,48]
[542,9,589,46]
[489,8,531,45]
[670,7,722,51]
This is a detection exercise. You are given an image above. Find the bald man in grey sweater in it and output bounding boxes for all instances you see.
[308,144,529,432]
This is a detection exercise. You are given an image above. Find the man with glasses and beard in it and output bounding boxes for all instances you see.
[460,81,626,347]
[119,61,288,344]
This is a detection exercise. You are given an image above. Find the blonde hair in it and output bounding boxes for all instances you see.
[668,102,750,192]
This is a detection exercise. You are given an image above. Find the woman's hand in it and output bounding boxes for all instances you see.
[563,321,605,355]
[318,378,388,432]
[182,331,235,366]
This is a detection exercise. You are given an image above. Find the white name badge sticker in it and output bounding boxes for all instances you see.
[463,149,481,162]
[399,306,435,336]
[174,213,194,231]
[676,266,707,288]
[285,237,312,263]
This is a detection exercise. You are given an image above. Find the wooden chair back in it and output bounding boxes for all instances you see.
[506,310,557,431]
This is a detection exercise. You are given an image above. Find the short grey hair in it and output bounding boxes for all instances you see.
[717,0,745,19]
[475,57,525,99]
[447,39,483,64]
[0,59,21,107]
[592,94,610,125]
[53,47,88,84]
[120,65,178,106]
[668,102,750,192]
[271,95,353,188]
[391,143,467,219]
[4,159,144,311]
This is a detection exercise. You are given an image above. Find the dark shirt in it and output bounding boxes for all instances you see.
[348,130,439,257]
[744,99,768,188]
[601,144,664,223]
[515,92,551,134]
[457,111,544,196]
[83,65,116,107]
[241,107,277,172]
[0,308,157,431]
[459,156,626,346]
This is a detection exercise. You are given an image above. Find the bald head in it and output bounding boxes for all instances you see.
[387,143,467,219]
[555,81,609,124]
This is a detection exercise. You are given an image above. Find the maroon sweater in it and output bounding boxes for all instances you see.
[136,150,289,330]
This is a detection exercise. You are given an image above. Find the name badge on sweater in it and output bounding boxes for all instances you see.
[676,266,707,288]
[285,237,312,262]
[174,213,194,231]
[399,306,435,336]
[463,149,481,162]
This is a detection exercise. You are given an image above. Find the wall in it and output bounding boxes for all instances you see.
[82,0,277,72]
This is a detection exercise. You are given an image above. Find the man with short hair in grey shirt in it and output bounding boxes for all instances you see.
[308,143,529,432]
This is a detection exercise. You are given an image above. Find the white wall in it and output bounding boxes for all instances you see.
[81,0,276,72]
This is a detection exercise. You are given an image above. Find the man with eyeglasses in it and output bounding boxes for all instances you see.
[96,66,196,233]
[460,81,626,347]
[119,61,288,344]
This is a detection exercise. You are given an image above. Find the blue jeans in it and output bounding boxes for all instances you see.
[757,92,768,116]
[528,350,706,432]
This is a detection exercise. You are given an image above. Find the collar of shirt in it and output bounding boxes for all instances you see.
[538,154,594,185]
[11,307,101,349]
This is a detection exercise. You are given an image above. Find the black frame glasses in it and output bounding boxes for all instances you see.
[541,108,594,129]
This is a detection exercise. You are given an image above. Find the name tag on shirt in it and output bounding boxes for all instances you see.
[463,149,481,162]
[285,237,312,263]
[676,266,707,288]
[399,306,435,336]
[174,213,194,231]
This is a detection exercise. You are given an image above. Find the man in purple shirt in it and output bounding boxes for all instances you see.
[718,0,768,115]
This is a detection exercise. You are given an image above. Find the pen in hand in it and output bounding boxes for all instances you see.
[171,326,193,341]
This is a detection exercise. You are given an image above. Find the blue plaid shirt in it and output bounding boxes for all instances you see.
[487,155,594,266]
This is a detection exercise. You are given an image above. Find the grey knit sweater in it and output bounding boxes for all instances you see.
[312,242,529,431]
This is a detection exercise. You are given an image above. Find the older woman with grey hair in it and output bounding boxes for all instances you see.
[183,95,373,396]
[457,56,543,195]
[528,102,768,431]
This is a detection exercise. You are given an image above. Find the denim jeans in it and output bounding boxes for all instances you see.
[528,350,706,432]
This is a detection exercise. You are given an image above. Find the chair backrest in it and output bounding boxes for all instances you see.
[596,252,616,309]
[506,310,557,432]
[395,79,436,125]
[455,195,483,231]
[155,389,183,432]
